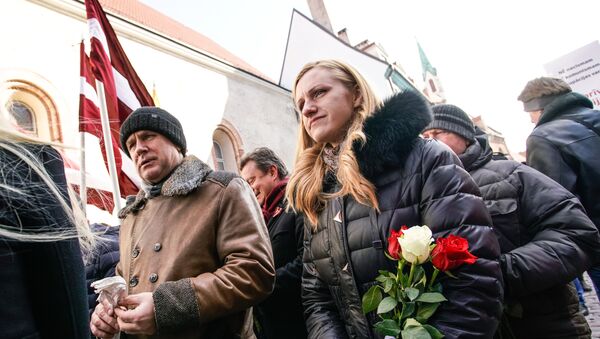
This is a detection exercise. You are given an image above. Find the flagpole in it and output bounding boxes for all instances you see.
[96,80,122,214]
[79,132,88,216]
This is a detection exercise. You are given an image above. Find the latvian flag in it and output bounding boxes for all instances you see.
[79,0,154,210]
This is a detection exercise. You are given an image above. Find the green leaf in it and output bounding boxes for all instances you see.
[416,292,447,303]
[401,325,432,339]
[416,303,440,322]
[401,273,409,287]
[384,278,395,293]
[406,287,420,301]
[423,324,445,339]
[378,296,398,314]
[400,302,416,319]
[362,285,382,314]
[389,287,397,299]
[416,272,427,289]
[374,319,402,337]
[376,275,388,283]
[404,318,421,328]
[413,266,425,285]
[431,282,443,293]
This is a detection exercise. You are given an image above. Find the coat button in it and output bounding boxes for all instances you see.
[132,248,140,258]
[129,276,138,287]
[149,273,158,283]
[153,243,162,252]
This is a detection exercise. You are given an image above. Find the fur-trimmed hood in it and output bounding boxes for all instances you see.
[119,155,212,218]
[354,90,432,180]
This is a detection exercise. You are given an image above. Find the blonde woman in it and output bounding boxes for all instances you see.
[287,60,503,338]
[0,116,94,338]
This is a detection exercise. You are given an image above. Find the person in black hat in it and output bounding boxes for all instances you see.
[423,103,600,338]
[90,106,275,339]
[518,77,600,304]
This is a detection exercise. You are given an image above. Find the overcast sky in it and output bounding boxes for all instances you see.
[140,0,599,154]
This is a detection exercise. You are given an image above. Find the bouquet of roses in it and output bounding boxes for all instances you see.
[362,225,478,339]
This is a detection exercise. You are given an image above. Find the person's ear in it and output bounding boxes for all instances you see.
[268,165,278,179]
[353,88,363,109]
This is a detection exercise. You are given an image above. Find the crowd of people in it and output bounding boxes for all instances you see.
[2,60,600,339]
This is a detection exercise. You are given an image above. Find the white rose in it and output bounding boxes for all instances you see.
[397,225,433,264]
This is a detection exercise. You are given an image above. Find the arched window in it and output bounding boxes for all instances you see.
[210,119,244,173]
[7,100,36,133]
[2,79,61,142]
[213,141,226,171]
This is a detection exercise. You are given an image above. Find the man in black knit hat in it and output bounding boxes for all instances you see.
[423,104,599,338]
[90,106,275,339]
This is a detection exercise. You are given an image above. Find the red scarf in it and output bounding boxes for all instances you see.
[262,177,289,224]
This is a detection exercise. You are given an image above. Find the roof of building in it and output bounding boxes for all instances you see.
[97,0,272,82]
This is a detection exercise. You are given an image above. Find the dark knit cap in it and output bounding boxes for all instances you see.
[423,104,475,142]
[120,106,186,157]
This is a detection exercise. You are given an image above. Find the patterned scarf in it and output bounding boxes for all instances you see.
[322,143,341,173]
[262,177,289,224]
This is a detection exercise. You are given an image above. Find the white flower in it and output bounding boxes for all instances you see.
[397,225,433,264]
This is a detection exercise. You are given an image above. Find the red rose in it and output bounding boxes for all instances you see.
[431,235,478,271]
[387,226,408,260]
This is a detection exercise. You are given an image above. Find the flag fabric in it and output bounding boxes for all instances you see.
[79,41,114,211]
[80,0,154,202]
[59,144,115,212]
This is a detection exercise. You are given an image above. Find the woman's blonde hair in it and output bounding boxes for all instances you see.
[0,111,96,258]
[286,60,380,228]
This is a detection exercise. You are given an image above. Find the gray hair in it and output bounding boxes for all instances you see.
[240,147,288,179]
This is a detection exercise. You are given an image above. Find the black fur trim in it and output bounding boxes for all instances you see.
[354,91,432,180]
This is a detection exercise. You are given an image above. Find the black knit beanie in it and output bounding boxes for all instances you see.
[120,106,187,157]
[423,104,475,142]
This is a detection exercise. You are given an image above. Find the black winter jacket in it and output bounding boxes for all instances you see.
[85,223,120,313]
[527,92,600,229]
[302,91,504,339]
[460,136,599,338]
[0,145,89,338]
[254,198,307,339]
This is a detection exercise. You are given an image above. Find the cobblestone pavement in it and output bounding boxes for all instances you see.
[582,274,600,338]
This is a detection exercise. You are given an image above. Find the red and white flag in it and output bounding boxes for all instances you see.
[80,0,154,205]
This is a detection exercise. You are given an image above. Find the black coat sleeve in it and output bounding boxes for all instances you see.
[302,227,348,339]
[274,212,304,290]
[420,142,503,339]
[500,164,600,298]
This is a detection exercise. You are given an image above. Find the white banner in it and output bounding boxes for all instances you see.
[544,41,600,107]
[279,10,394,99]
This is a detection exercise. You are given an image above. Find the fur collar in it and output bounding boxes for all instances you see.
[353,90,432,180]
[119,155,212,218]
